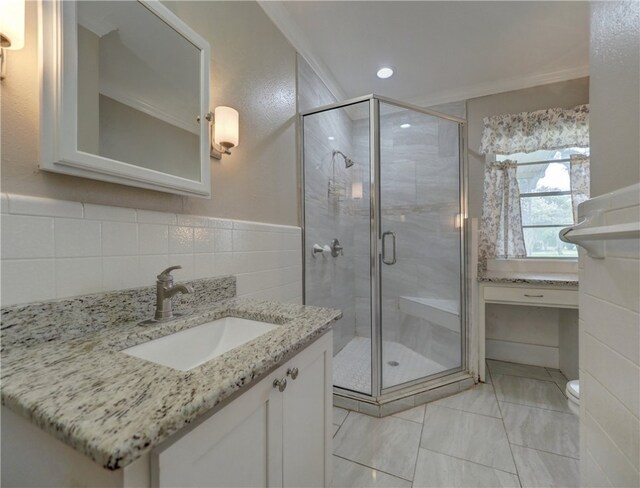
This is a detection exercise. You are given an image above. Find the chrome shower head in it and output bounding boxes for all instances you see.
[332,150,355,168]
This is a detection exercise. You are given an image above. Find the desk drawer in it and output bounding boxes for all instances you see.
[483,286,578,308]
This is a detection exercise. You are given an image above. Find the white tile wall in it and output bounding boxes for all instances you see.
[0,194,302,306]
[1,215,55,259]
[578,184,640,487]
[84,203,136,222]
[102,222,138,256]
[138,224,169,255]
[8,194,83,218]
[1,259,56,304]
[169,226,194,254]
[54,219,101,258]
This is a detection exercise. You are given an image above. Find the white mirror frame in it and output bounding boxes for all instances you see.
[39,0,212,197]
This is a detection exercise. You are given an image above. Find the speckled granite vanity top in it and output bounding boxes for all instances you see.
[479,271,579,287]
[0,276,341,470]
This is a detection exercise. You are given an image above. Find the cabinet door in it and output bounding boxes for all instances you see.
[154,368,284,487]
[282,332,333,488]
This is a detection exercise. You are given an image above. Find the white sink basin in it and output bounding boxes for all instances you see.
[123,317,279,371]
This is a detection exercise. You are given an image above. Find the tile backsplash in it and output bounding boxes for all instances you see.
[0,194,302,306]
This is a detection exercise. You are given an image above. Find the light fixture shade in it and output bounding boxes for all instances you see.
[351,182,363,200]
[214,106,239,148]
[0,0,25,50]
[351,164,363,200]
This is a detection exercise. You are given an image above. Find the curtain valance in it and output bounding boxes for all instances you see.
[479,104,589,155]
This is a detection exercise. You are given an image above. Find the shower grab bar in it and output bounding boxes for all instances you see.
[382,231,397,265]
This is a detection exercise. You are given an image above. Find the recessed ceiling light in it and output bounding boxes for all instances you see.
[400,123,411,129]
[328,136,335,141]
[376,67,394,79]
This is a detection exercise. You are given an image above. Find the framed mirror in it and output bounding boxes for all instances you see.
[40,0,211,197]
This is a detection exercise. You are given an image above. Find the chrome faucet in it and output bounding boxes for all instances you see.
[154,266,194,321]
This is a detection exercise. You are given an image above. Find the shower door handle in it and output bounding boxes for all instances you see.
[382,231,397,265]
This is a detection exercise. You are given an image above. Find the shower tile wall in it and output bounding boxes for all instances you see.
[297,55,338,114]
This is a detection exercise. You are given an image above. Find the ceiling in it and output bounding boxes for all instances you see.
[260,1,590,105]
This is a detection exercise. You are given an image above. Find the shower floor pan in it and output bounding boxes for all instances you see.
[333,336,448,393]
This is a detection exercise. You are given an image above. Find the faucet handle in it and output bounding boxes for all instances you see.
[157,265,182,281]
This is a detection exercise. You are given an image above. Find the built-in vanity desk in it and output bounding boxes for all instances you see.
[1,276,341,487]
[478,271,579,382]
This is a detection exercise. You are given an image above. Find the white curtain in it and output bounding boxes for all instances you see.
[570,154,590,222]
[478,160,527,273]
[479,104,589,155]
[477,104,590,272]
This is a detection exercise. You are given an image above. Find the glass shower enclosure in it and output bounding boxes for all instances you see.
[301,95,467,402]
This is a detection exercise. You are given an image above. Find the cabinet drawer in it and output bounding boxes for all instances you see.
[483,286,578,308]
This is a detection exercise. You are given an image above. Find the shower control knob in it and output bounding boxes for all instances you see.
[287,367,299,380]
[330,238,344,257]
[273,377,287,392]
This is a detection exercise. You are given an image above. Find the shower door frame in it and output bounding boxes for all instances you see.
[300,94,469,403]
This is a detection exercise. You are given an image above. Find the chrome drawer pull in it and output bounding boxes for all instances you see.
[524,294,544,298]
[286,367,299,380]
[273,378,287,392]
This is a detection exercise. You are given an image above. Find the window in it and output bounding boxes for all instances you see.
[496,147,589,258]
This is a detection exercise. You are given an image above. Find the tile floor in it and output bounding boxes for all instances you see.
[332,360,580,487]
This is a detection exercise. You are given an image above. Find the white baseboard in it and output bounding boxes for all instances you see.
[486,339,559,369]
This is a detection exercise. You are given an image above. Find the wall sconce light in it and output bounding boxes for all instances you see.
[0,0,25,81]
[351,181,363,200]
[205,106,239,160]
[454,213,463,229]
[350,165,363,200]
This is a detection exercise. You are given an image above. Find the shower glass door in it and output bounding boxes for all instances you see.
[302,100,372,395]
[302,95,466,400]
[378,101,463,391]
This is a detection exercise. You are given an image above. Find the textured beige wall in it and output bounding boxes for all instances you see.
[466,77,590,219]
[0,1,298,225]
[589,1,640,196]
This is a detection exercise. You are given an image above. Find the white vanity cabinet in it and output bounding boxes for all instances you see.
[477,282,578,381]
[1,331,333,488]
[153,331,333,487]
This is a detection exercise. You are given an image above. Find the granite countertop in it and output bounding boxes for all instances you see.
[0,277,341,471]
[478,271,579,287]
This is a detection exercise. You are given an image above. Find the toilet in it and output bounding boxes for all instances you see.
[566,380,580,415]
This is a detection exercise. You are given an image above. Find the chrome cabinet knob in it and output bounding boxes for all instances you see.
[273,377,287,392]
[287,367,299,380]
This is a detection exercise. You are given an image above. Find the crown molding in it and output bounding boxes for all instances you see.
[257,0,348,102]
[77,10,117,38]
[409,65,590,109]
